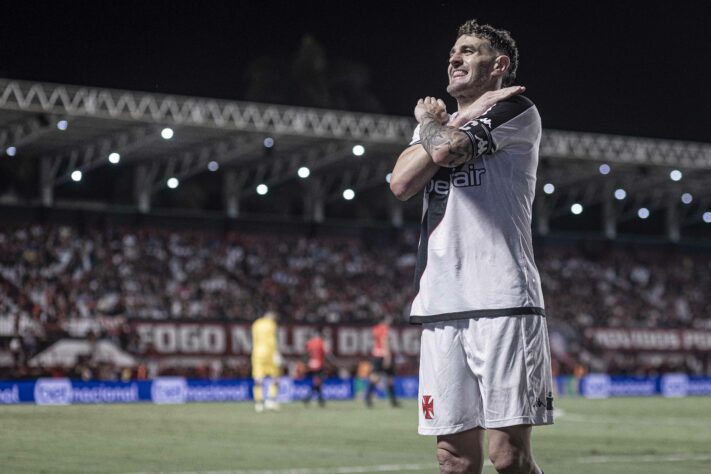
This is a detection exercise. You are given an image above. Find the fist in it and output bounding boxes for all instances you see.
[414,97,448,124]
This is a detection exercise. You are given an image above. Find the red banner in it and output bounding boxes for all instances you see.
[586,328,711,352]
[129,321,422,357]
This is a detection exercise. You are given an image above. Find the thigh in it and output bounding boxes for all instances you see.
[384,360,396,376]
[252,360,266,380]
[308,370,323,383]
[419,321,483,435]
[265,361,280,379]
[371,357,385,373]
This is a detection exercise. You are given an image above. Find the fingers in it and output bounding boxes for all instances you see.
[497,85,525,98]
[436,98,446,108]
[482,86,525,100]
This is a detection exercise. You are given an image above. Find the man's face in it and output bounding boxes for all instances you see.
[446,34,499,97]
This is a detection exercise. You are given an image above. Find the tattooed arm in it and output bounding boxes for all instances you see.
[390,97,450,201]
[419,111,473,168]
[417,88,526,167]
[390,144,439,201]
[390,89,524,201]
[414,96,474,168]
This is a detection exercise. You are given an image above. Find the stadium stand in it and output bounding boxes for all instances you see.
[2,222,710,379]
[1,79,710,383]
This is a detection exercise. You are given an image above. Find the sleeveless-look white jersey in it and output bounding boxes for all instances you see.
[408,95,544,324]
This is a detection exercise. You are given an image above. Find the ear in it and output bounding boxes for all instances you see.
[492,55,511,78]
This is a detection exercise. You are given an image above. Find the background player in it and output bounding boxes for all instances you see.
[303,326,333,406]
[365,315,400,408]
[251,310,281,412]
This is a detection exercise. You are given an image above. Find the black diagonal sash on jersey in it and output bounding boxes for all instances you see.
[407,95,544,325]
[412,167,451,298]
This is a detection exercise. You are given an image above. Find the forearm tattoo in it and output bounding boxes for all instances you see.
[419,113,473,167]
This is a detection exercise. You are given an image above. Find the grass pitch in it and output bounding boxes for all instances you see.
[1,397,710,473]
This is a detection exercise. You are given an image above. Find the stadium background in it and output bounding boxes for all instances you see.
[1,1,710,473]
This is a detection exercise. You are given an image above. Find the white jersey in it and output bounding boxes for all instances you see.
[408,95,544,324]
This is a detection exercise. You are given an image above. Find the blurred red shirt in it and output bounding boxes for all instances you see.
[372,323,389,358]
[306,335,326,371]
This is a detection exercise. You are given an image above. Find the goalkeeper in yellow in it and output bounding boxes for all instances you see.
[251,310,282,412]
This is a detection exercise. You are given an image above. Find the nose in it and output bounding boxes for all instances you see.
[449,52,462,67]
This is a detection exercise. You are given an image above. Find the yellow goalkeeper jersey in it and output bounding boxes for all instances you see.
[251,316,277,359]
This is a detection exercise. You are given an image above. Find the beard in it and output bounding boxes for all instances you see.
[446,68,494,100]
[446,80,467,97]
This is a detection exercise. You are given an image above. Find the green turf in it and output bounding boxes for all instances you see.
[1,397,710,473]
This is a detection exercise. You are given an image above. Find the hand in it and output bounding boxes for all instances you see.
[414,97,448,124]
[451,85,525,127]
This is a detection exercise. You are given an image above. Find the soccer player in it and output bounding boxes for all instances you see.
[390,19,553,474]
[251,310,281,412]
[365,315,400,408]
[303,327,330,407]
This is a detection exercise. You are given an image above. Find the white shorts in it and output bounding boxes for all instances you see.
[418,315,554,435]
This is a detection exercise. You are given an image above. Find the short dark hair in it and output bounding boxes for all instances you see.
[457,19,519,86]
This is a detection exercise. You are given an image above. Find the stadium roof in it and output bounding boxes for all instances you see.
[1,78,710,240]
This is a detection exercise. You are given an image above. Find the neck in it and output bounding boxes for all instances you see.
[454,81,502,112]
[455,92,484,111]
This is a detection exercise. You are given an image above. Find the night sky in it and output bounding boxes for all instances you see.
[2,0,710,143]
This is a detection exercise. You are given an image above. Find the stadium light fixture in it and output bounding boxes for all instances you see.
[704,212,711,223]
[6,146,17,157]
[599,163,610,175]
[543,183,555,194]
[161,128,174,140]
[670,169,682,181]
[57,120,68,131]
[343,189,355,200]
[385,173,392,184]
[167,177,179,189]
[352,145,365,156]
[71,170,82,182]
[256,184,269,195]
[614,189,626,200]
[297,166,310,178]
[108,152,121,164]
[263,137,274,148]
[681,193,693,204]
[207,161,219,172]
[638,207,650,219]
[571,203,583,215]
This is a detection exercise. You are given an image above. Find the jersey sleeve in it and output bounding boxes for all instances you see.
[409,124,421,146]
[457,95,536,159]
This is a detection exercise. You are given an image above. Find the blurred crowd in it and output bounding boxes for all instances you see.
[1,224,710,378]
[537,245,711,376]
[0,225,415,323]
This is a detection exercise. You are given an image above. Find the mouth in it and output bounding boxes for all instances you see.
[450,69,468,81]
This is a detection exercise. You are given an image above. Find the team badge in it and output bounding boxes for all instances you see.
[422,395,434,419]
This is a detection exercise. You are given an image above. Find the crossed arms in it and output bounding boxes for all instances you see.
[389,86,524,201]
